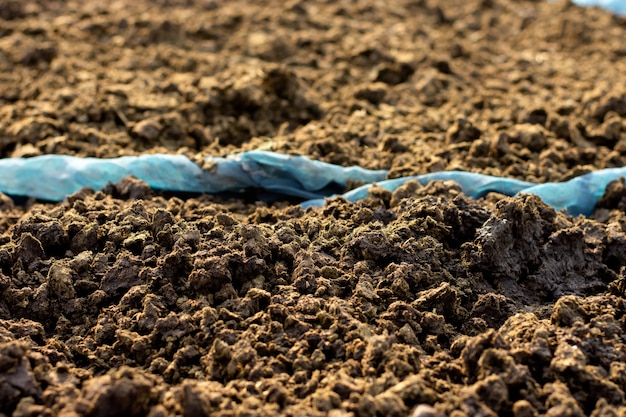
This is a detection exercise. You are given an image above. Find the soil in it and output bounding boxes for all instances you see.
[1,0,626,416]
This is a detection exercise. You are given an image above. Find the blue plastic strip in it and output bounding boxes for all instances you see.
[0,152,625,217]
[570,0,626,15]
[304,168,626,216]
[0,151,388,202]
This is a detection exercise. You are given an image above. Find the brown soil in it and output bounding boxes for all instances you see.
[2,0,626,416]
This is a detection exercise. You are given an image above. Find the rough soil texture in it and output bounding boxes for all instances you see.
[2,0,626,416]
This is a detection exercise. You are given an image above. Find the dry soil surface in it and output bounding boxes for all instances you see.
[2,0,626,416]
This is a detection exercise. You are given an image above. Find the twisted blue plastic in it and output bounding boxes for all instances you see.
[0,151,625,216]
[571,0,626,15]
[303,168,626,216]
[0,151,388,201]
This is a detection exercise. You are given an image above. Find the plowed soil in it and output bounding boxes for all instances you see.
[2,0,626,416]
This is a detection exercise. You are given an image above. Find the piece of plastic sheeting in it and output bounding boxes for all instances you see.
[571,0,626,15]
[301,171,535,208]
[521,167,626,216]
[0,154,218,201]
[302,168,626,217]
[236,151,388,199]
[2,151,626,217]
[0,151,388,202]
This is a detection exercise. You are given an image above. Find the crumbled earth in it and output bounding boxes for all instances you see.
[2,0,626,416]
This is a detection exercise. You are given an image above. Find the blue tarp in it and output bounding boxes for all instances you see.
[0,151,386,201]
[571,0,626,15]
[0,151,625,216]
[303,168,626,216]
